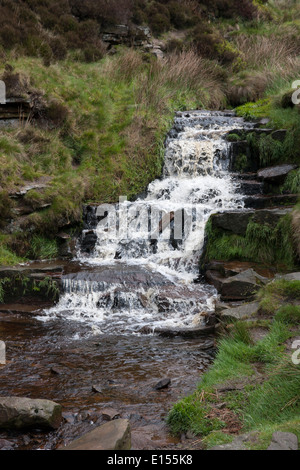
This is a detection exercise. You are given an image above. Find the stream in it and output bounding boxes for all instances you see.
[0,110,253,450]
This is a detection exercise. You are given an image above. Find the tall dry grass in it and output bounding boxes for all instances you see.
[103,48,226,111]
[227,34,300,105]
[234,34,300,77]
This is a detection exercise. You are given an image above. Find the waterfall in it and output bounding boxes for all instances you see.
[40,110,253,334]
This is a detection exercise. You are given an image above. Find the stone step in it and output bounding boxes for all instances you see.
[236,180,264,195]
[244,194,298,209]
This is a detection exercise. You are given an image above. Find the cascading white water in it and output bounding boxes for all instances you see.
[41,110,252,334]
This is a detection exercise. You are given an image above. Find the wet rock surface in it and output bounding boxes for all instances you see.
[219,302,260,321]
[257,164,298,183]
[0,311,215,450]
[154,378,171,390]
[59,419,131,451]
[0,397,62,430]
[219,269,268,301]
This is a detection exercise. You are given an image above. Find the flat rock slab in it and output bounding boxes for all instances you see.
[60,419,131,451]
[220,302,260,321]
[267,432,298,450]
[155,325,215,338]
[0,397,62,430]
[211,209,292,237]
[257,164,297,183]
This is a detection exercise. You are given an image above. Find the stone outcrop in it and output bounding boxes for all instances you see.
[211,211,254,236]
[0,397,62,430]
[60,419,131,451]
[219,269,268,301]
[101,408,120,421]
[210,208,292,237]
[0,97,31,128]
[101,24,151,48]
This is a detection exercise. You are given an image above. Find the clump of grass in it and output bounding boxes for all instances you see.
[167,393,225,437]
[245,358,300,430]
[204,214,296,270]
[0,245,24,266]
[28,235,58,260]
[292,205,300,259]
[247,131,297,167]
[281,169,300,194]
[258,279,300,314]
[201,431,234,449]
[275,305,300,325]
[167,318,293,438]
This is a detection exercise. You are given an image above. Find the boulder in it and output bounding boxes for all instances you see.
[204,269,225,291]
[0,397,62,430]
[154,378,171,390]
[267,432,298,450]
[211,211,254,236]
[210,208,292,238]
[0,267,62,304]
[101,24,151,47]
[220,269,268,301]
[220,302,260,321]
[257,164,297,183]
[60,419,131,451]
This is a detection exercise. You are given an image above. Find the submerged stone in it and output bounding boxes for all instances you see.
[154,378,171,390]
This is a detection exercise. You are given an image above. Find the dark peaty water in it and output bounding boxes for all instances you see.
[0,312,215,450]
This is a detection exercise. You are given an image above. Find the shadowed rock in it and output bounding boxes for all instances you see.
[220,269,268,301]
[154,378,171,390]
